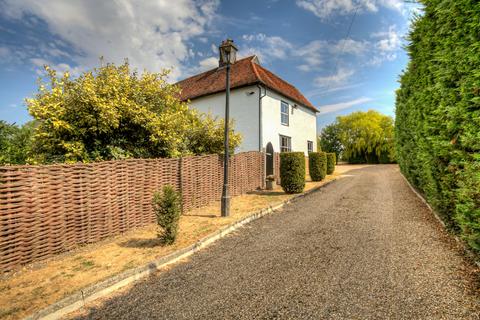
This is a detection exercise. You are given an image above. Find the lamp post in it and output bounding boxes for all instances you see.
[219,39,237,217]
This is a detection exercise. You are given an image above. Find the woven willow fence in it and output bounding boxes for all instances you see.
[0,151,264,271]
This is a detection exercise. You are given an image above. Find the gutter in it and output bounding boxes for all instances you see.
[257,84,266,151]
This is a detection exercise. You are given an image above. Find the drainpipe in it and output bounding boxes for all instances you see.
[257,84,266,151]
[257,84,267,189]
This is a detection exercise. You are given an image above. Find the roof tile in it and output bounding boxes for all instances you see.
[176,56,318,112]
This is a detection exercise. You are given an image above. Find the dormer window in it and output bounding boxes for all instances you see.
[281,101,289,126]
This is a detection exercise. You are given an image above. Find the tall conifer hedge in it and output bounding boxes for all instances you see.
[395,0,480,250]
[326,153,336,175]
[309,152,327,181]
[280,152,305,194]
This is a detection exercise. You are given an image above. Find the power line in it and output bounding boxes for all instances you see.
[323,6,359,94]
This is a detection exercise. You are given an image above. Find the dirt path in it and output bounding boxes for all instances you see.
[72,165,480,319]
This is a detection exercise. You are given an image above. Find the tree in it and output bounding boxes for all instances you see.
[395,0,480,250]
[319,123,342,162]
[337,110,395,164]
[319,110,395,164]
[0,121,16,164]
[185,113,239,155]
[0,120,35,165]
[26,61,241,164]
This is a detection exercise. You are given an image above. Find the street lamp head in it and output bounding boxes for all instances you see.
[219,38,238,66]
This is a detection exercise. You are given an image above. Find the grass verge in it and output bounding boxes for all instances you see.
[0,166,361,320]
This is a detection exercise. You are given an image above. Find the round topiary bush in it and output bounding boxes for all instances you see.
[280,152,305,194]
[326,152,336,175]
[308,152,327,181]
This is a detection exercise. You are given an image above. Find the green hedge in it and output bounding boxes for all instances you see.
[395,0,480,250]
[280,152,305,194]
[326,153,336,175]
[308,152,327,181]
[152,185,181,244]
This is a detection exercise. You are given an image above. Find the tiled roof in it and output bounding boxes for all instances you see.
[176,56,318,112]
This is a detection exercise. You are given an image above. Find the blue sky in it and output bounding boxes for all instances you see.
[0,0,418,130]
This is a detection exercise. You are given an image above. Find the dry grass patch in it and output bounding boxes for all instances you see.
[0,167,359,320]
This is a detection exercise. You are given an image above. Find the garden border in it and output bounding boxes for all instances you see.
[26,178,338,320]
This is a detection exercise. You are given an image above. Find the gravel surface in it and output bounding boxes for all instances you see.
[73,165,480,319]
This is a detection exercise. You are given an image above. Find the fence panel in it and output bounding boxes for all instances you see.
[0,152,264,271]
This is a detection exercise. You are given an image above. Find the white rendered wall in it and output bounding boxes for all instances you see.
[187,85,260,153]
[261,89,317,155]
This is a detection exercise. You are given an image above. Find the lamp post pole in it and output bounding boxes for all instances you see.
[221,59,231,217]
[219,38,237,217]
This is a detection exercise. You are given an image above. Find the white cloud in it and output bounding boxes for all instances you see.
[296,0,404,19]
[378,0,405,13]
[295,40,325,70]
[0,0,220,80]
[0,46,10,58]
[314,67,355,88]
[210,43,218,54]
[189,56,219,74]
[29,58,49,68]
[240,37,366,72]
[30,57,83,77]
[319,97,373,114]
[373,26,401,51]
[306,83,363,98]
[368,25,402,65]
[331,39,369,55]
[296,38,368,71]
[241,33,292,63]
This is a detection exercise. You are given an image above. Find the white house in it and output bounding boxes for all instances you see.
[176,55,318,155]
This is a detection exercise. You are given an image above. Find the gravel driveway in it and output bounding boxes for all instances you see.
[73,165,479,319]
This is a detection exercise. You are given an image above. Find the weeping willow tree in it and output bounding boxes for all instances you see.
[320,110,395,164]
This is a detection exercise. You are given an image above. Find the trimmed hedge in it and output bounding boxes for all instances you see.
[308,152,327,181]
[326,153,336,175]
[395,0,480,250]
[280,152,305,194]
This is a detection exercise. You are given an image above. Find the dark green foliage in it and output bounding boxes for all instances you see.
[152,185,182,244]
[395,0,480,250]
[308,152,327,181]
[347,152,390,164]
[326,153,336,175]
[319,123,342,161]
[280,152,305,194]
[0,121,34,165]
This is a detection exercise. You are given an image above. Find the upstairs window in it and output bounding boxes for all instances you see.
[280,135,291,152]
[307,140,313,153]
[281,101,289,126]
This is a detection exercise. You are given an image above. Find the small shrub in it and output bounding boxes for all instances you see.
[326,153,336,175]
[152,185,181,244]
[308,152,327,181]
[280,152,305,194]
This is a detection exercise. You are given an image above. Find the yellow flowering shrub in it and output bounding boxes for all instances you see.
[26,61,241,163]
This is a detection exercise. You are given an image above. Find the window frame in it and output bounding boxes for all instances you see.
[279,135,292,153]
[280,101,289,126]
[307,140,313,153]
